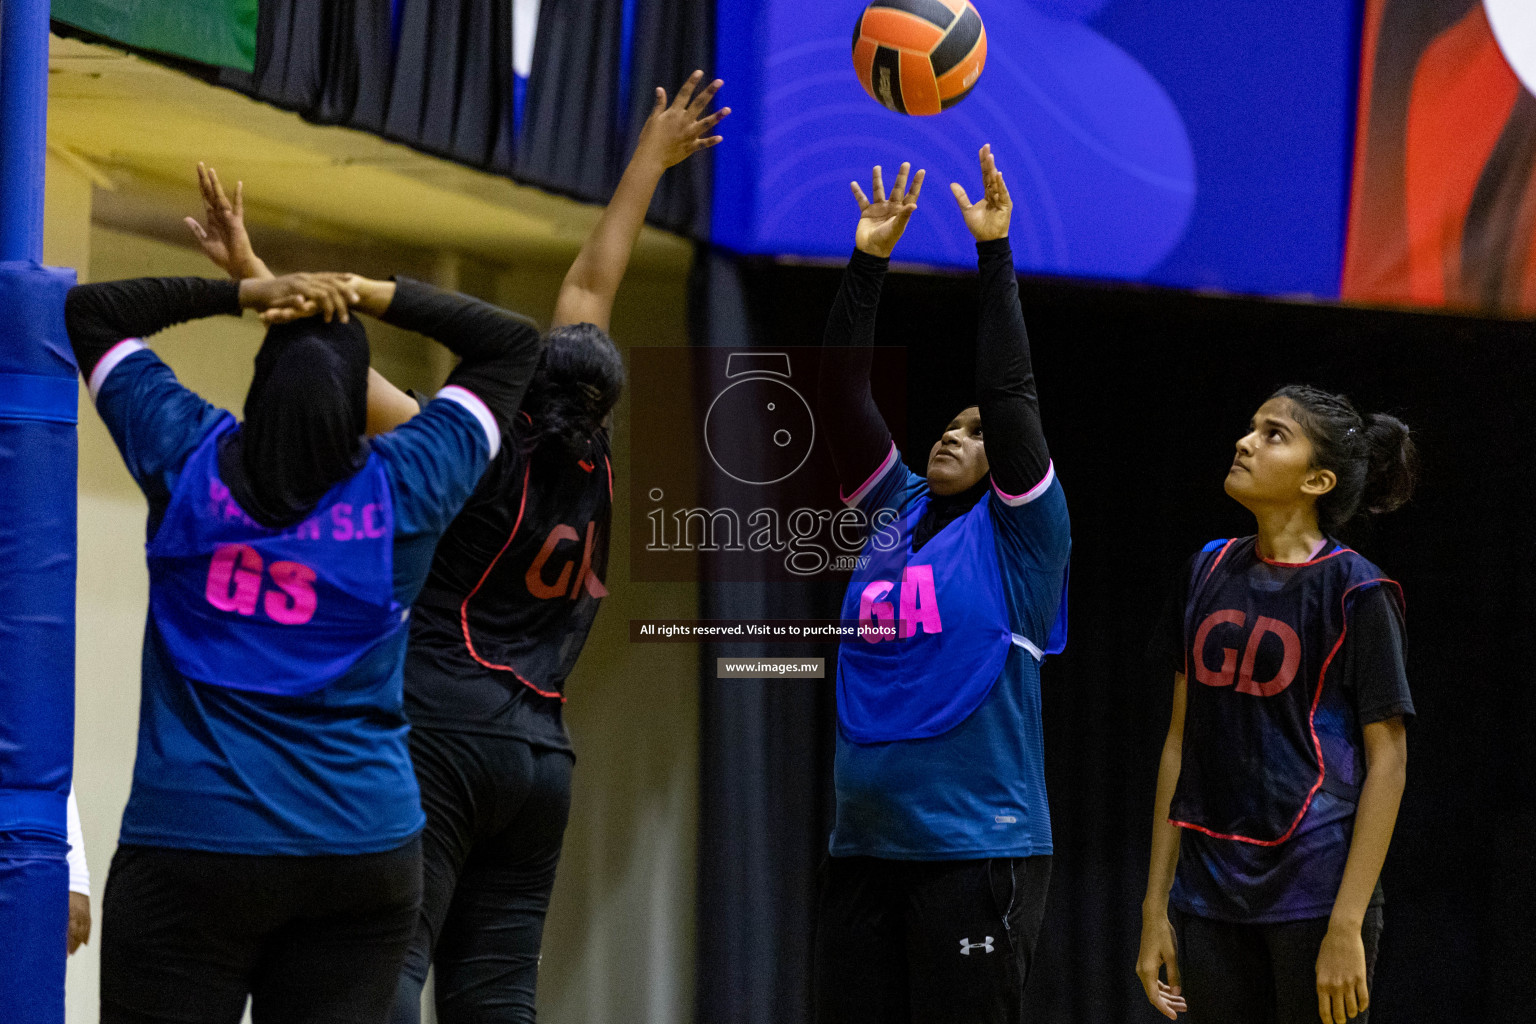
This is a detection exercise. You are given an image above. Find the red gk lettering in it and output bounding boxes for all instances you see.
[526,523,607,601]
[1192,610,1301,696]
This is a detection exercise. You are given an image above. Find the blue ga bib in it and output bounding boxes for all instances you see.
[837,492,1060,744]
[146,416,407,696]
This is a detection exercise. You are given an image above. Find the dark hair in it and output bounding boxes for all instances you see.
[1269,385,1418,532]
[521,322,625,458]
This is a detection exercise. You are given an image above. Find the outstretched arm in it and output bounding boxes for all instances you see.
[952,145,1049,496]
[552,70,728,330]
[817,162,924,498]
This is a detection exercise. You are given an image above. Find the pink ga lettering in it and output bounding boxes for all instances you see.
[858,565,942,643]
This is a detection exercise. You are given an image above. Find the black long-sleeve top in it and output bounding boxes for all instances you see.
[816,238,1050,503]
[64,276,541,431]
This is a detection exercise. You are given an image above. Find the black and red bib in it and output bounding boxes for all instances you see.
[413,429,612,703]
[1169,536,1402,846]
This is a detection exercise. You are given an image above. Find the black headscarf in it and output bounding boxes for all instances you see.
[218,316,371,528]
[912,472,992,553]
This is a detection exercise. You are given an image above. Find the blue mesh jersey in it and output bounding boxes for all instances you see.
[830,446,1071,859]
[97,347,495,855]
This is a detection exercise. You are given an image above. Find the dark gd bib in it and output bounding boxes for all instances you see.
[146,416,406,696]
[836,491,1065,744]
[1170,537,1401,845]
[451,446,612,701]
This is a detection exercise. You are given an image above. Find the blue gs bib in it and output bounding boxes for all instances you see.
[146,416,407,696]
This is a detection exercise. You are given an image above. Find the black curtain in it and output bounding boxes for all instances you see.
[520,0,715,235]
[695,255,1536,1023]
[52,0,713,235]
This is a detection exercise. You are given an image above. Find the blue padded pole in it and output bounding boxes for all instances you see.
[0,3,78,1023]
[0,0,51,261]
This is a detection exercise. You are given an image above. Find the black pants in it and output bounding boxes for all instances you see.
[1176,907,1385,1024]
[100,838,421,1024]
[814,854,1052,1024]
[391,727,574,1024]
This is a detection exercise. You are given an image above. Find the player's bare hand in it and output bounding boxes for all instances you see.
[185,163,269,280]
[852,161,925,258]
[240,273,361,325]
[950,144,1011,242]
[1315,924,1369,1023]
[1136,911,1187,1020]
[634,70,729,170]
[66,892,91,956]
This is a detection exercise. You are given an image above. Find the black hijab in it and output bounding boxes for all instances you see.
[911,473,991,553]
[218,316,371,528]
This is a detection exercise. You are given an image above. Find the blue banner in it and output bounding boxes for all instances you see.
[714,0,1361,297]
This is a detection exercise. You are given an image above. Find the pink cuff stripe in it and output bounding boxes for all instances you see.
[436,385,501,460]
[992,460,1056,507]
[841,442,900,507]
[88,338,147,401]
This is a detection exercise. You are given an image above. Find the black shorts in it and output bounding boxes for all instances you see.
[100,838,421,1024]
[1175,906,1385,1024]
[391,726,574,1024]
[814,854,1052,1024]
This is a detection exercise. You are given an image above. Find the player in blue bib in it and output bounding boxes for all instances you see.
[1137,388,1418,1024]
[813,148,1071,1024]
[67,189,542,1022]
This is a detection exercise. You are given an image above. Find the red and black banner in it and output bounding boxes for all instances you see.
[1344,0,1536,315]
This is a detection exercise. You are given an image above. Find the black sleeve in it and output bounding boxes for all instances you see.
[64,278,241,380]
[1339,585,1414,725]
[816,249,895,496]
[381,277,544,431]
[1147,554,1193,678]
[975,238,1050,495]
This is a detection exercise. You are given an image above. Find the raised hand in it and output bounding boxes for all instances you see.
[185,163,270,281]
[633,70,729,170]
[852,162,925,259]
[239,272,361,325]
[950,144,1011,242]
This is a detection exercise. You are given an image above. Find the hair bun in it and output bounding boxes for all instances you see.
[1361,412,1418,515]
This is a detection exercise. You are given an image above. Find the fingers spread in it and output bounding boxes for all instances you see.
[851,181,871,210]
[892,162,910,202]
[689,78,723,116]
[871,165,886,203]
[675,69,704,109]
[907,167,926,202]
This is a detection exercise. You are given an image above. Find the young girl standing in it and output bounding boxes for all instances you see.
[1137,387,1417,1024]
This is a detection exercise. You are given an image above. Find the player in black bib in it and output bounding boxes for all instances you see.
[367,73,726,1024]
[1136,387,1418,1024]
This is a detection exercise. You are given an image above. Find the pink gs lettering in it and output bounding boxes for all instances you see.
[204,544,318,625]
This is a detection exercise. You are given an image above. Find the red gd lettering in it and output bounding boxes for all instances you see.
[858,565,943,644]
[1192,610,1301,697]
[526,522,608,601]
[205,544,318,625]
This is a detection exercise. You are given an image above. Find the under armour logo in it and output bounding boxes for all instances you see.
[960,936,994,956]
